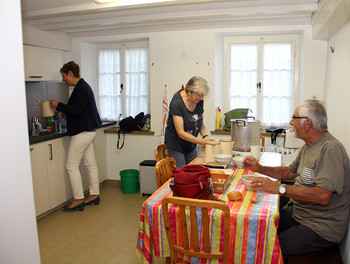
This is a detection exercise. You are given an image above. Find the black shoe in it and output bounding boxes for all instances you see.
[63,201,85,212]
[84,196,100,205]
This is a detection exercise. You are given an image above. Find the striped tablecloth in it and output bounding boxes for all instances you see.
[136,152,283,264]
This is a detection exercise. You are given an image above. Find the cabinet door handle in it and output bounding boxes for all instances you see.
[48,144,53,160]
[28,75,43,79]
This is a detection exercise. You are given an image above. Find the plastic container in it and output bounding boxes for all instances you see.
[120,169,139,194]
[216,107,222,129]
[116,113,122,128]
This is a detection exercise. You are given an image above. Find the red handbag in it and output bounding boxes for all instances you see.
[170,165,212,200]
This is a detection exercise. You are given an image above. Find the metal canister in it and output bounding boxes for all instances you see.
[53,120,61,133]
[231,118,260,151]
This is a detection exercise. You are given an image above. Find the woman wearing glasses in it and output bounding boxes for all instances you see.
[165,76,214,167]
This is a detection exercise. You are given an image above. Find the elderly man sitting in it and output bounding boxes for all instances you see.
[243,100,350,261]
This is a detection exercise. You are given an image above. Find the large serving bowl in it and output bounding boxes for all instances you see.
[241,174,257,189]
[232,156,245,168]
[215,154,232,164]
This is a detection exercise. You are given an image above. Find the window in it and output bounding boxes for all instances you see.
[224,35,299,127]
[98,41,149,121]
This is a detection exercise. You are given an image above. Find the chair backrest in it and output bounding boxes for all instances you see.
[155,144,169,162]
[260,135,265,147]
[162,196,230,264]
[155,157,176,187]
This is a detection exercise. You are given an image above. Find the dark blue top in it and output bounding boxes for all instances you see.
[165,92,204,154]
[57,78,102,136]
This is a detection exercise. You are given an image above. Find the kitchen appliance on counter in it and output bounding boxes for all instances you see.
[53,120,61,133]
[231,117,260,151]
[39,99,54,117]
[38,99,55,131]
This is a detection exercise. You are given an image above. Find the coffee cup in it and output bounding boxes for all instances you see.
[250,145,262,160]
[219,139,234,156]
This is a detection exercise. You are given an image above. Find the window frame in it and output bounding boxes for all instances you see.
[97,40,150,121]
[223,34,300,128]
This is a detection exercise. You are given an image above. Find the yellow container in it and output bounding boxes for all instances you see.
[216,107,222,129]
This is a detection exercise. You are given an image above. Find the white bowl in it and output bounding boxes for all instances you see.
[215,154,232,164]
[232,156,245,168]
[241,174,257,189]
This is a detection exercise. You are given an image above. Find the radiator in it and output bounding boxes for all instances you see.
[265,147,300,166]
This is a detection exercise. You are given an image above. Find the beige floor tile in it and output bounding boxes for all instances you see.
[37,180,167,264]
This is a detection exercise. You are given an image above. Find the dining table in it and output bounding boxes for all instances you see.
[136,152,284,264]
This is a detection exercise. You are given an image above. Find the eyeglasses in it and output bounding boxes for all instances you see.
[195,92,206,98]
[291,116,309,119]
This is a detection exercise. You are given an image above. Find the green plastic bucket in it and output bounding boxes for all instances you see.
[120,169,139,194]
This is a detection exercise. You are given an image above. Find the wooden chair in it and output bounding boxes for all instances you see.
[260,135,265,147]
[155,157,176,188]
[162,196,230,264]
[155,144,169,162]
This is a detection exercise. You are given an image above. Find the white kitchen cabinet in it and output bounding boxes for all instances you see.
[94,125,113,182]
[23,45,63,81]
[30,137,72,216]
[30,124,112,216]
[30,143,51,216]
[46,137,72,208]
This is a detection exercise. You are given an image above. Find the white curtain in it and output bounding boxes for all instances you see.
[229,40,294,127]
[229,43,258,115]
[98,46,149,120]
[125,47,148,117]
[262,42,293,127]
[98,49,121,121]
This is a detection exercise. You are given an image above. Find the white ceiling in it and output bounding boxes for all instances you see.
[21,0,320,38]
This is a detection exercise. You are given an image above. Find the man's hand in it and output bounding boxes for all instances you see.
[250,177,280,194]
[243,156,261,172]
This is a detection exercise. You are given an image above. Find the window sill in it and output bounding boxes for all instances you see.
[104,127,155,135]
[211,129,285,137]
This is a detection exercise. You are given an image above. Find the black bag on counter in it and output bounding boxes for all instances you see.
[266,127,285,144]
[119,112,144,132]
[117,112,145,149]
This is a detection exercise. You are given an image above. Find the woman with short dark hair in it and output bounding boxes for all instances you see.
[50,61,102,212]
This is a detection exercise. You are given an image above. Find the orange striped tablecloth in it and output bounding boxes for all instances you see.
[136,152,283,264]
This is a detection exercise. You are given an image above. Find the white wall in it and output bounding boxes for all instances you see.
[149,30,216,134]
[80,42,99,109]
[106,134,161,179]
[20,24,328,183]
[0,1,41,263]
[16,3,350,261]
[324,20,350,154]
[74,24,327,133]
[74,25,326,180]
[323,19,350,264]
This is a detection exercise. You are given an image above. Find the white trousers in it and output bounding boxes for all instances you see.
[66,131,99,199]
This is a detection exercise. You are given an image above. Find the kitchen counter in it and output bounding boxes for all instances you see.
[29,121,116,145]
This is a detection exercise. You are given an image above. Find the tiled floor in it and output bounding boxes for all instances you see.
[37,180,166,264]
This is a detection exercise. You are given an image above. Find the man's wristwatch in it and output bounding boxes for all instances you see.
[278,184,287,195]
